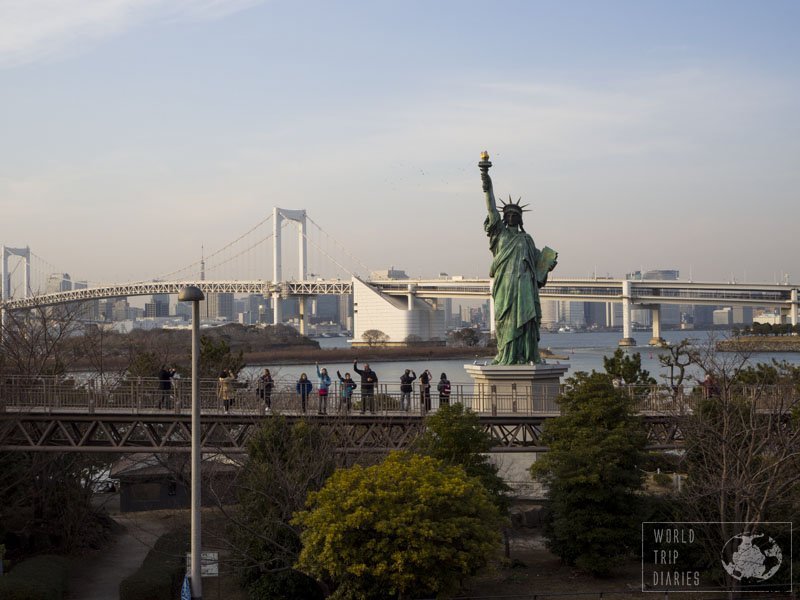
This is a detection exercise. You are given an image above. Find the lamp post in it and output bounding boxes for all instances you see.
[178,285,204,600]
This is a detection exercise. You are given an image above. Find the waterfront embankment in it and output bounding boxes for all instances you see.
[717,336,800,353]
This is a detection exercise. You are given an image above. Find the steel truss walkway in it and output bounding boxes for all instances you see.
[0,410,682,454]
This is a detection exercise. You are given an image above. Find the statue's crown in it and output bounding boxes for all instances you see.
[499,196,529,215]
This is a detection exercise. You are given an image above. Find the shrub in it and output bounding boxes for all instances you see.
[0,555,69,600]
[119,528,188,600]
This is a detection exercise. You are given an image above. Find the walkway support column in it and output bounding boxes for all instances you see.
[648,304,666,347]
[619,280,636,347]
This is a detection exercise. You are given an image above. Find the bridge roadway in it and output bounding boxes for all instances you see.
[3,277,797,310]
[2,277,797,345]
[0,380,691,453]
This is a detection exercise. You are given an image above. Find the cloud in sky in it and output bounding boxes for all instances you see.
[0,0,263,67]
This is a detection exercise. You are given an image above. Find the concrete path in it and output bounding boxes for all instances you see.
[67,511,172,600]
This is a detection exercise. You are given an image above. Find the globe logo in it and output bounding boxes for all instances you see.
[721,533,782,581]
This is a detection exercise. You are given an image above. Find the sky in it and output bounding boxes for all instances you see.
[1,0,799,289]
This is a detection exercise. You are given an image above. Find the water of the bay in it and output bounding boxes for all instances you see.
[242,330,800,391]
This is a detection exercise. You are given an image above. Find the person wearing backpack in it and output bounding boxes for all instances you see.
[399,368,416,412]
[437,372,452,407]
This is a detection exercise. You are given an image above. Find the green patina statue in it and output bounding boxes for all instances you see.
[480,151,558,365]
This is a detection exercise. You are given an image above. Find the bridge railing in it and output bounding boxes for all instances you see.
[0,376,796,416]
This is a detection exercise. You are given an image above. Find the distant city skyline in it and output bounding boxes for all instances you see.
[2,1,799,286]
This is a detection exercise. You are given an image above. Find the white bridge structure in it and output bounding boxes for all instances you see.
[2,208,799,346]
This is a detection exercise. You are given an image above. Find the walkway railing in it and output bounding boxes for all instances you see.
[0,376,796,417]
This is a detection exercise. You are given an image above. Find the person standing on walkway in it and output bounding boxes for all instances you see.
[353,360,378,414]
[400,368,416,412]
[437,372,451,407]
[419,369,432,412]
[296,372,313,414]
[336,370,357,413]
[218,369,235,413]
[257,368,274,412]
[158,365,175,409]
[316,363,331,415]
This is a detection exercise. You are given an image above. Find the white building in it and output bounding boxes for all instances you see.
[352,278,444,346]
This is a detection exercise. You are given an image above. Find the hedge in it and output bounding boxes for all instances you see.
[119,528,189,600]
[0,555,70,600]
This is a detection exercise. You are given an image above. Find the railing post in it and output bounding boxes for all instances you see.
[490,385,497,417]
[511,383,517,413]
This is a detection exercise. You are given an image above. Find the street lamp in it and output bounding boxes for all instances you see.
[178,285,204,600]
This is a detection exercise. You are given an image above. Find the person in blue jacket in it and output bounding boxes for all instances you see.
[296,373,313,413]
[316,362,331,415]
[336,370,357,413]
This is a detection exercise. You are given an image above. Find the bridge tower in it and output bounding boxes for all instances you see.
[272,208,308,330]
[1,246,31,333]
[1,246,31,302]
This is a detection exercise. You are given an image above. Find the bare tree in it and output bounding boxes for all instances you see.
[361,329,389,347]
[668,340,800,593]
[0,303,82,377]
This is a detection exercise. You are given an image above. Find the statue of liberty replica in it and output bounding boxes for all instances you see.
[479,151,558,365]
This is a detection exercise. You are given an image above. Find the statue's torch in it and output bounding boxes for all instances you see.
[479,150,492,192]
[478,150,492,173]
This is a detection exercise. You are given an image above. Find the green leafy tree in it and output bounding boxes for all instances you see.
[603,348,656,384]
[530,371,647,576]
[228,417,333,599]
[415,403,511,513]
[126,350,161,379]
[293,452,503,600]
[199,335,245,378]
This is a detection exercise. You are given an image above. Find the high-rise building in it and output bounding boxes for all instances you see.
[732,306,753,325]
[560,301,586,328]
[145,293,170,318]
[205,292,234,321]
[313,295,339,322]
[584,302,608,328]
[111,298,130,321]
[713,308,732,326]
[540,300,560,330]
[73,280,100,320]
[46,273,71,293]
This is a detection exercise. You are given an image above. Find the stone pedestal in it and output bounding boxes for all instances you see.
[648,336,667,347]
[463,363,568,414]
[618,337,636,347]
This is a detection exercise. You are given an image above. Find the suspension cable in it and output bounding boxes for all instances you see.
[305,215,372,275]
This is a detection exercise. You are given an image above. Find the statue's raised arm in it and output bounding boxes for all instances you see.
[479,151,499,219]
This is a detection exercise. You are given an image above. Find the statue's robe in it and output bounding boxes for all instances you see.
[485,210,556,365]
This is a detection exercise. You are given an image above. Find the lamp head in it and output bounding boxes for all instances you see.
[178,285,205,303]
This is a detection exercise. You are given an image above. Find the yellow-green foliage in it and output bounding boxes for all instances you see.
[293,452,503,599]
